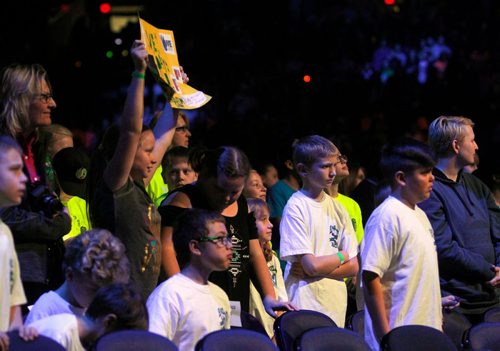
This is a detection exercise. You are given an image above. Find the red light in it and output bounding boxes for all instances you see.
[384,0,395,5]
[60,3,71,13]
[303,75,311,83]
[100,3,111,14]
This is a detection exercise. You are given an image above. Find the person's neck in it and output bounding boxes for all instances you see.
[391,189,416,210]
[301,186,324,201]
[182,263,210,285]
[56,281,83,308]
[328,182,340,198]
[435,157,461,182]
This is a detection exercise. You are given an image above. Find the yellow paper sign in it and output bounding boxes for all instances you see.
[139,18,211,109]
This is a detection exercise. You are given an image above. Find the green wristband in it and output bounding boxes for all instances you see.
[336,252,345,265]
[132,71,145,79]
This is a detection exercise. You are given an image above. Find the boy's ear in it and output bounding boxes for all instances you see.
[284,159,294,171]
[65,267,74,281]
[295,163,308,177]
[451,139,460,154]
[102,313,117,330]
[189,240,202,257]
[395,171,406,187]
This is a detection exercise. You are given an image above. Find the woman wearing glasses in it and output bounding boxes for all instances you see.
[159,146,295,326]
[0,63,71,306]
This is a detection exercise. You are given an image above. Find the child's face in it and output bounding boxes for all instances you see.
[255,207,273,243]
[402,167,435,204]
[199,221,233,271]
[166,157,197,190]
[201,173,245,211]
[262,165,278,189]
[0,149,27,207]
[244,171,266,200]
[131,130,157,181]
[300,155,337,192]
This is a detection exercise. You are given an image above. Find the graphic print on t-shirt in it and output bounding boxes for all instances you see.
[329,224,339,248]
[227,224,248,288]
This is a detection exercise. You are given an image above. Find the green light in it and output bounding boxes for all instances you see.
[106,50,113,59]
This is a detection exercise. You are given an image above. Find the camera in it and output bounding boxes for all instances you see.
[29,185,64,217]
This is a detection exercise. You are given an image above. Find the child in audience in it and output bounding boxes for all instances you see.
[161,146,198,192]
[0,136,28,347]
[52,147,91,241]
[28,283,148,351]
[247,198,287,338]
[243,169,267,200]
[280,135,359,327]
[362,138,456,350]
[26,228,129,324]
[147,209,231,351]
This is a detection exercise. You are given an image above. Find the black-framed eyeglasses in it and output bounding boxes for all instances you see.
[37,93,53,103]
[333,154,348,166]
[175,126,189,133]
[196,236,232,248]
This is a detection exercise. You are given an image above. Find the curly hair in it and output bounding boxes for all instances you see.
[63,228,130,286]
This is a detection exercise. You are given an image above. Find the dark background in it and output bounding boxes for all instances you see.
[1,0,499,185]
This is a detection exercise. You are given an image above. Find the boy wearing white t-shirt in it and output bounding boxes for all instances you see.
[362,138,458,351]
[0,136,28,350]
[280,135,359,326]
[147,209,231,351]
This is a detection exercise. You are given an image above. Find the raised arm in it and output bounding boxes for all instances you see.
[103,40,147,192]
[145,68,190,186]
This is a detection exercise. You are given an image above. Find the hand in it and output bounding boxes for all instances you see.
[441,295,460,310]
[488,266,500,287]
[131,40,148,73]
[263,296,298,318]
[0,332,8,351]
[291,262,305,278]
[18,325,38,342]
[179,66,189,84]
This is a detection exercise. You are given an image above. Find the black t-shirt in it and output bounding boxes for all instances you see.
[159,184,258,312]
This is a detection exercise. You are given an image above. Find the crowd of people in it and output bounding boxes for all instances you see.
[0,35,498,351]
[1,1,500,349]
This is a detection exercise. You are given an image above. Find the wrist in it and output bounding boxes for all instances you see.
[336,251,345,265]
[132,71,145,79]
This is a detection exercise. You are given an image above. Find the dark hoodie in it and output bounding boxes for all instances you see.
[420,168,500,310]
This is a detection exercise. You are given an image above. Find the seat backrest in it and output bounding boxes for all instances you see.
[462,322,500,351]
[346,309,365,337]
[483,306,500,323]
[295,326,370,351]
[195,329,278,351]
[380,325,457,351]
[94,330,178,351]
[442,310,472,350]
[273,310,337,351]
[7,331,66,351]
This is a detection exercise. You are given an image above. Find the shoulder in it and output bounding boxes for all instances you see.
[161,190,192,209]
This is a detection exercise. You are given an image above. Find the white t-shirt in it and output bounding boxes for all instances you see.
[0,220,26,332]
[361,196,442,351]
[147,272,231,351]
[280,191,358,326]
[25,290,85,325]
[28,313,84,351]
[249,252,288,337]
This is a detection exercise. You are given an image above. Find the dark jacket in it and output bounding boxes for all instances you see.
[420,168,500,310]
[0,130,71,301]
